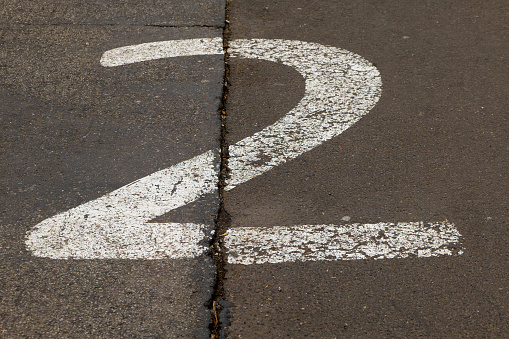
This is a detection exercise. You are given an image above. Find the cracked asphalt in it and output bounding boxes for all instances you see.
[1,0,508,338]
[222,0,508,337]
[1,1,224,337]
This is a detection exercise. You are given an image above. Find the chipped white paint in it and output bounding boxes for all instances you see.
[226,39,382,189]
[102,38,382,191]
[26,151,219,259]
[224,221,464,265]
[26,38,383,260]
[26,38,463,262]
[100,37,224,67]
[29,222,212,260]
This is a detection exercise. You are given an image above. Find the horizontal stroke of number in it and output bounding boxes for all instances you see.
[224,221,464,265]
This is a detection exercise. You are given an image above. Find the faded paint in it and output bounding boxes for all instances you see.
[224,221,464,265]
[26,38,462,263]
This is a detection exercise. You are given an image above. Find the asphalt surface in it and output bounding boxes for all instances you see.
[1,0,508,338]
[0,2,224,338]
[222,0,508,337]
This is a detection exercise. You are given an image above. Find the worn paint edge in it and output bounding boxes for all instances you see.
[25,151,219,259]
[224,221,464,265]
[100,37,224,67]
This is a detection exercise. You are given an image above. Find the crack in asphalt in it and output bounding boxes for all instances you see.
[0,22,224,28]
[208,2,232,338]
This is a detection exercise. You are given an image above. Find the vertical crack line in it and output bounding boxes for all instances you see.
[209,1,232,338]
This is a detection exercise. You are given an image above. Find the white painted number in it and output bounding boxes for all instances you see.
[25,38,463,262]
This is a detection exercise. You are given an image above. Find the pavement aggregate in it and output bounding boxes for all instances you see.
[0,3,225,337]
[222,0,508,337]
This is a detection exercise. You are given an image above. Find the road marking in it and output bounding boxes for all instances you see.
[226,39,382,189]
[224,221,464,265]
[27,39,225,259]
[26,151,218,259]
[100,37,224,66]
[25,38,464,261]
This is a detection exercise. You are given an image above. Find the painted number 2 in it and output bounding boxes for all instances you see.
[26,38,463,263]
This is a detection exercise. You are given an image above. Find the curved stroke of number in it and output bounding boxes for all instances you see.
[25,38,382,259]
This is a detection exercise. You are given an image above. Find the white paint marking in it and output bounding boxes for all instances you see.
[27,38,383,260]
[224,221,464,265]
[25,38,464,262]
[100,37,224,67]
[28,38,226,259]
[26,151,218,259]
[226,39,382,189]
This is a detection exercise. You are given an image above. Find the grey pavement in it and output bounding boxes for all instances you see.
[0,2,224,338]
[1,0,508,338]
[223,0,508,337]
